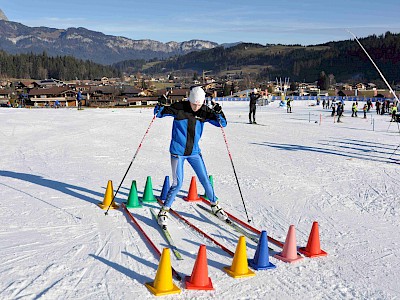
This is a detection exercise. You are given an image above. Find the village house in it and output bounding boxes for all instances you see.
[27,86,79,107]
[157,88,190,104]
[0,89,12,106]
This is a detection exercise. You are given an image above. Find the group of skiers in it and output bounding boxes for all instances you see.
[330,99,399,122]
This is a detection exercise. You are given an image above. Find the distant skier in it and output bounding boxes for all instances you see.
[286,97,292,113]
[331,101,336,116]
[249,88,261,124]
[77,90,82,110]
[367,99,372,111]
[363,104,368,119]
[153,86,228,227]
[337,102,344,123]
[381,100,386,115]
[390,104,398,122]
[375,100,381,114]
[351,102,358,117]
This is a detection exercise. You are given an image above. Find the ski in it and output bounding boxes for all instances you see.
[200,198,286,250]
[156,199,235,257]
[121,204,182,281]
[150,208,184,260]
[196,203,268,247]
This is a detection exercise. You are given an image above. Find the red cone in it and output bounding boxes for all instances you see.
[185,245,214,290]
[183,176,202,202]
[299,222,328,257]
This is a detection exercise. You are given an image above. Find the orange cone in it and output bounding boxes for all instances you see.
[98,180,119,210]
[183,176,202,202]
[185,245,214,290]
[145,248,181,296]
[299,222,328,257]
[223,236,255,278]
[274,225,303,263]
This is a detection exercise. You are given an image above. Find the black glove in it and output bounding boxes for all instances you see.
[158,94,167,105]
[212,103,222,114]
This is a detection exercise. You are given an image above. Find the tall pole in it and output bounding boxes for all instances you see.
[347,30,399,102]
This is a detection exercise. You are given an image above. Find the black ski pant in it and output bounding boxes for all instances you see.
[249,105,256,122]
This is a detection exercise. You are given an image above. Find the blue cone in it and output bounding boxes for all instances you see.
[160,176,170,201]
[248,230,276,270]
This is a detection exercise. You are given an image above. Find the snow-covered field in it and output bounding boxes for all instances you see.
[1,101,399,300]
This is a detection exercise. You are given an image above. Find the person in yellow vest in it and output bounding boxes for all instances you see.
[351,102,358,117]
[390,104,398,122]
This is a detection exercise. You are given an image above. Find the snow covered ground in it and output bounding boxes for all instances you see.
[1,100,399,300]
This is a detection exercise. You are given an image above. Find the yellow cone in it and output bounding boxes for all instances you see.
[145,248,181,296]
[98,180,119,210]
[223,236,256,278]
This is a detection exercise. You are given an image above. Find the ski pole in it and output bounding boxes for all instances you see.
[389,122,400,159]
[217,119,252,223]
[105,114,157,215]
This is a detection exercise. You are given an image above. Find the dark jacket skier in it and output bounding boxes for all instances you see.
[249,89,261,124]
[337,102,344,122]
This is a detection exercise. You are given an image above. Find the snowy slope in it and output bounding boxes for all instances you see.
[0,101,399,300]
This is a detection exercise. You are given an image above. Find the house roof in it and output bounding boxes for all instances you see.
[121,86,142,94]
[126,97,158,102]
[165,88,190,97]
[337,90,355,96]
[29,87,72,96]
[89,86,116,94]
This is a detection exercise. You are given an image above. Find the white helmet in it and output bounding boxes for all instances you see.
[189,86,205,105]
[253,88,258,93]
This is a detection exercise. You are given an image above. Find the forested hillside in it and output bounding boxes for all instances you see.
[0,51,120,80]
[143,32,400,84]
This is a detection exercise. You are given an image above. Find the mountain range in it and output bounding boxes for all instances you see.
[1,10,400,85]
[0,18,218,65]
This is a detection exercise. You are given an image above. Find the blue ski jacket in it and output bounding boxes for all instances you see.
[154,101,227,156]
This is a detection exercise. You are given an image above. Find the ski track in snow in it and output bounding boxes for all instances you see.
[0,103,399,299]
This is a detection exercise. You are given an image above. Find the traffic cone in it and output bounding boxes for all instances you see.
[98,180,119,210]
[141,176,157,202]
[184,176,202,202]
[248,230,276,270]
[223,236,255,278]
[274,225,303,263]
[145,248,181,296]
[202,175,218,201]
[185,245,214,290]
[126,180,142,208]
[299,222,328,257]
[160,176,170,201]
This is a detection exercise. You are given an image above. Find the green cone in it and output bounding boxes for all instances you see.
[141,176,157,202]
[202,175,218,201]
[126,180,142,208]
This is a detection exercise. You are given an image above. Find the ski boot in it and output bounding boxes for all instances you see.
[157,206,170,229]
[211,202,229,223]
[253,121,257,124]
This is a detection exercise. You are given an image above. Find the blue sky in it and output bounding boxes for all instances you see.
[1,0,400,45]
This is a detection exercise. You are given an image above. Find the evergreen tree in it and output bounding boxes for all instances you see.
[317,71,329,90]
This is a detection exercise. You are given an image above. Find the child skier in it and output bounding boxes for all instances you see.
[363,104,368,119]
[154,86,228,227]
